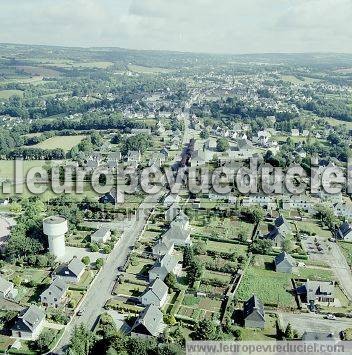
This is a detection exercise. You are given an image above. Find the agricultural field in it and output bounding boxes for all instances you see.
[237,266,296,308]
[0,89,23,99]
[204,240,248,255]
[32,135,86,152]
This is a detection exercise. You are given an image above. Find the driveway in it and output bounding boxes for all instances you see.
[278,312,352,336]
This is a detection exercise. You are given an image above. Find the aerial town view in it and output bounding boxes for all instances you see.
[0,1,351,355]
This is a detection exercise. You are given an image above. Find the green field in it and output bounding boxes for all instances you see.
[0,89,23,99]
[205,240,248,255]
[0,159,56,179]
[237,266,296,307]
[298,267,334,281]
[338,241,352,267]
[33,135,86,152]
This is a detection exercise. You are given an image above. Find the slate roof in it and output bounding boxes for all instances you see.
[162,225,190,245]
[149,254,177,280]
[152,239,174,256]
[274,252,297,267]
[142,278,168,303]
[337,222,352,238]
[132,304,164,336]
[41,278,67,300]
[67,258,85,277]
[0,276,13,293]
[91,227,110,241]
[243,295,265,320]
[13,305,45,333]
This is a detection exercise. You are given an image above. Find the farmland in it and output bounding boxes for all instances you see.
[32,135,86,152]
[0,89,23,99]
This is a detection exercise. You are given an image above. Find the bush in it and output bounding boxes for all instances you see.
[81,256,90,265]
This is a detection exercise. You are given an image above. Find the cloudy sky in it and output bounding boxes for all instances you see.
[0,0,351,54]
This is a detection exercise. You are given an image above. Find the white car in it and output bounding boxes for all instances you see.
[325,314,336,320]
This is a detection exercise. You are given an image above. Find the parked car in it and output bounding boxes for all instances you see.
[325,314,336,320]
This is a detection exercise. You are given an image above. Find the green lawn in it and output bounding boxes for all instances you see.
[237,266,296,307]
[297,219,332,238]
[116,282,145,297]
[205,240,248,255]
[127,257,153,275]
[32,135,86,152]
[338,241,352,267]
[298,267,334,281]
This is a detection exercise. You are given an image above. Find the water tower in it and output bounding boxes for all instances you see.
[43,216,68,259]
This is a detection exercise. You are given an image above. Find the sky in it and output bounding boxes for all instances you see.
[0,0,351,54]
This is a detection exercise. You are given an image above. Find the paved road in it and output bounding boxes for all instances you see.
[278,312,352,336]
[53,192,163,354]
[328,242,352,301]
[54,110,192,354]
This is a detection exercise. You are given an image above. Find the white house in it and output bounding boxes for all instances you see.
[0,276,16,299]
[140,278,168,308]
[149,254,178,282]
[40,278,68,308]
[91,227,111,244]
[55,258,86,284]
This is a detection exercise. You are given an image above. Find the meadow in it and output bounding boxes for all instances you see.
[33,135,86,152]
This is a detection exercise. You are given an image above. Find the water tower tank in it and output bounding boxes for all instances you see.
[43,216,68,259]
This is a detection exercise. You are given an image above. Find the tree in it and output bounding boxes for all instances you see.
[200,130,209,139]
[68,324,96,355]
[193,319,218,340]
[187,258,204,286]
[9,202,22,213]
[250,239,273,255]
[241,206,265,224]
[282,237,294,252]
[81,256,90,265]
[284,323,294,339]
[96,258,104,269]
[164,314,177,326]
[33,330,55,353]
[183,245,194,268]
[216,138,229,152]
[165,273,177,290]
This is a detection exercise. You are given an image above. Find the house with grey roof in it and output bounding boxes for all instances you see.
[55,257,86,284]
[40,278,68,308]
[243,295,265,329]
[336,222,352,241]
[131,305,165,338]
[170,210,189,230]
[91,227,111,244]
[149,254,178,282]
[152,239,174,258]
[0,276,17,300]
[12,305,45,340]
[274,252,298,274]
[162,224,191,246]
[127,150,141,165]
[165,203,181,222]
[163,193,180,207]
[266,216,292,247]
[140,278,168,308]
[296,280,335,304]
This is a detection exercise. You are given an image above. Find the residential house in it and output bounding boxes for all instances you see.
[190,149,207,167]
[274,252,298,273]
[12,305,45,340]
[140,278,168,308]
[296,280,335,303]
[334,203,352,219]
[170,210,190,230]
[40,278,68,308]
[131,305,165,338]
[55,257,86,284]
[148,254,178,282]
[0,276,16,299]
[152,239,174,258]
[336,222,352,241]
[162,224,191,247]
[291,129,300,137]
[165,203,180,222]
[91,227,111,244]
[242,195,276,210]
[163,193,180,207]
[266,216,292,247]
[243,295,265,329]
